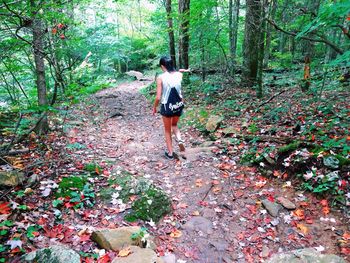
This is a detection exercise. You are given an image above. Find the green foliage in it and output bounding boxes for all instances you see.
[84,163,102,174]
[125,186,171,223]
[56,176,87,197]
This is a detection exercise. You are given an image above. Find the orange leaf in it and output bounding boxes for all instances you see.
[177,203,188,209]
[195,179,203,187]
[273,170,281,177]
[322,206,330,215]
[118,247,131,257]
[320,199,328,207]
[170,229,182,238]
[311,134,315,141]
[192,210,200,216]
[293,209,305,220]
[297,224,309,234]
[0,202,11,214]
[343,232,350,240]
[212,187,221,194]
[95,167,100,174]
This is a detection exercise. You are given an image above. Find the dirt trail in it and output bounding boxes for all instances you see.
[70,80,349,263]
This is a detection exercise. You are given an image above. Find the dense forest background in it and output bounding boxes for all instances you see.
[0,0,349,262]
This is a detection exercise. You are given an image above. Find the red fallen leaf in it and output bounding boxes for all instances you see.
[311,134,315,141]
[64,202,75,208]
[342,232,350,240]
[0,202,11,214]
[305,218,314,224]
[177,203,188,209]
[11,247,21,254]
[44,224,64,238]
[273,170,281,177]
[37,217,47,225]
[320,199,328,207]
[347,15,350,21]
[212,180,220,185]
[80,234,91,242]
[299,201,309,207]
[62,228,75,243]
[198,201,208,207]
[51,28,57,34]
[264,217,272,224]
[246,204,257,214]
[57,23,64,29]
[267,195,275,202]
[156,246,165,256]
[95,167,100,174]
[97,253,111,263]
[103,170,109,176]
[235,190,244,198]
[83,258,95,263]
[341,247,350,255]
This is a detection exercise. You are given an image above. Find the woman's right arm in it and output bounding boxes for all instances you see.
[153,77,162,115]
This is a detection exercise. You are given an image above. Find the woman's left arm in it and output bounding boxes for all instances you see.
[153,77,162,115]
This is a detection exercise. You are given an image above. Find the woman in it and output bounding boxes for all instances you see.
[152,56,189,160]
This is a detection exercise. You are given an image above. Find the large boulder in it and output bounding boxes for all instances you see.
[23,245,80,263]
[0,170,24,187]
[112,246,163,263]
[92,227,143,251]
[267,248,345,263]
[206,115,224,132]
[125,71,144,81]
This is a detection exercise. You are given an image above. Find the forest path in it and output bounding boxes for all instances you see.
[69,80,348,263]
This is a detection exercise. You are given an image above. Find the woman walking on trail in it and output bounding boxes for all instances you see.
[152,56,189,160]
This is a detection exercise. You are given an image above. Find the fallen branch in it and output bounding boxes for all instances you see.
[256,89,287,109]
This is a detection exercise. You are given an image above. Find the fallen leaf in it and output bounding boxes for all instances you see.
[177,203,188,209]
[292,209,305,220]
[0,202,11,214]
[192,211,200,216]
[170,229,182,238]
[343,232,350,240]
[118,247,131,257]
[320,199,328,207]
[212,187,221,194]
[297,224,309,234]
[322,206,330,215]
[195,179,203,187]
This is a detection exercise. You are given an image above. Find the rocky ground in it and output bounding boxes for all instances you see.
[64,80,349,262]
[1,80,349,263]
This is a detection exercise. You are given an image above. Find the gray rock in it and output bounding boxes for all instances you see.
[267,248,345,263]
[277,197,296,210]
[323,156,339,169]
[0,170,24,187]
[161,253,176,263]
[262,199,281,217]
[261,246,270,258]
[206,115,224,132]
[183,216,213,234]
[91,227,143,251]
[200,141,215,147]
[209,240,229,251]
[23,245,80,263]
[221,127,236,135]
[125,71,144,81]
[112,246,163,263]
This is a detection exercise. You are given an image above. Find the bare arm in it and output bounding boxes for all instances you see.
[153,77,162,115]
[179,68,191,73]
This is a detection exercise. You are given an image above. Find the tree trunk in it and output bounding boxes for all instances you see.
[242,0,262,86]
[229,0,240,73]
[278,0,288,53]
[263,0,276,68]
[257,0,268,98]
[165,0,177,68]
[178,0,190,69]
[31,0,49,134]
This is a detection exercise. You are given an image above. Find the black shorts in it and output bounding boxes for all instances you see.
[160,104,183,117]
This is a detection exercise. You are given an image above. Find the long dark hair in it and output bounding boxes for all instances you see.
[159,56,176,72]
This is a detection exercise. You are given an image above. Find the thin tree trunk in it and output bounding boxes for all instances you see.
[31,0,49,134]
[229,0,240,73]
[242,0,262,86]
[257,0,268,98]
[178,0,190,69]
[165,0,176,68]
[263,0,276,68]
[278,0,288,53]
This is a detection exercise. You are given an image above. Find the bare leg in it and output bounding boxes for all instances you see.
[162,116,173,155]
[171,116,182,141]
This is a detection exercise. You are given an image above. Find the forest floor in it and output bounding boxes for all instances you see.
[1,78,350,263]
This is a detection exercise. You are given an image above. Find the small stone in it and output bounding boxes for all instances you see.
[182,216,213,234]
[267,248,345,263]
[261,246,270,258]
[277,197,296,210]
[23,245,80,263]
[112,246,162,263]
[91,227,144,251]
[206,115,224,132]
[161,253,176,263]
[24,188,33,195]
[261,199,281,217]
[221,127,236,135]
[200,141,215,147]
[0,171,24,187]
[209,240,229,251]
[323,156,339,169]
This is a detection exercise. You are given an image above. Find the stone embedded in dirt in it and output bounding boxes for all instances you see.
[221,127,236,135]
[23,245,80,263]
[201,208,216,219]
[277,197,296,210]
[161,253,176,263]
[262,199,281,217]
[261,246,270,258]
[206,115,224,132]
[267,248,346,263]
[91,227,143,251]
[125,71,144,80]
[209,240,229,251]
[183,216,213,234]
[112,246,163,263]
[200,141,215,147]
[0,170,24,187]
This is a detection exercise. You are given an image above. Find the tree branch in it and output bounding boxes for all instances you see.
[267,19,344,55]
